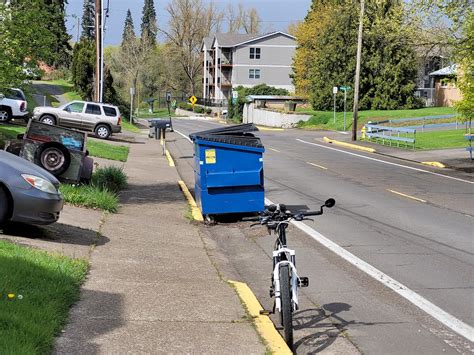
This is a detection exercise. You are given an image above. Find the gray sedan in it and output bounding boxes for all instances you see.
[0,151,63,226]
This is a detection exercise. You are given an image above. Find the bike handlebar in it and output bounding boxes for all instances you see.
[242,198,335,225]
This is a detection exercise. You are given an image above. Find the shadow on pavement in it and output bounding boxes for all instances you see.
[120,183,184,205]
[293,303,407,354]
[54,289,125,354]
[1,222,108,247]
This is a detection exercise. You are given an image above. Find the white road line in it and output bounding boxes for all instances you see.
[265,197,474,342]
[174,129,192,143]
[297,138,474,185]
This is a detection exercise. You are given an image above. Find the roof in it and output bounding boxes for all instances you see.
[204,31,296,50]
[429,64,457,76]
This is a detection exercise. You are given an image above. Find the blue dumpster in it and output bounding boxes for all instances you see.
[190,124,265,215]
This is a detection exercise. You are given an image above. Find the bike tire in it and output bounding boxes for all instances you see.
[279,264,293,350]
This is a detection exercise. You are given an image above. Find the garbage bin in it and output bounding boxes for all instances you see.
[190,124,265,215]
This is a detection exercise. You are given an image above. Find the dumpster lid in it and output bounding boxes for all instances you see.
[189,124,263,148]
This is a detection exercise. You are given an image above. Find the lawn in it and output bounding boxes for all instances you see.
[0,240,88,354]
[59,184,119,212]
[415,129,470,150]
[136,108,175,119]
[297,107,457,131]
[0,125,26,148]
[87,140,129,162]
[121,120,142,133]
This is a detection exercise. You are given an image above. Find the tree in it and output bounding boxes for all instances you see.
[141,0,157,47]
[295,0,421,111]
[160,0,222,94]
[81,0,95,40]
[122,9,136,46]
[43,0,72,68]
[0,0,56,86]
[71,40,95,100]
[454,9,474,124]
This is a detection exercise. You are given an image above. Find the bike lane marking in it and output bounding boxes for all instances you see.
[297,138,474,185]
[265,197,474,342]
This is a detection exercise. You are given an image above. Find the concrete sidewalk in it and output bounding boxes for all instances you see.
[54,137,265,353]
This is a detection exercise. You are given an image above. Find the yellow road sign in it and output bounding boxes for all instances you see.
[189,95,197,105]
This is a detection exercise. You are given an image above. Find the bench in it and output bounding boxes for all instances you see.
[465,134,474,160]
[364,124,416,149]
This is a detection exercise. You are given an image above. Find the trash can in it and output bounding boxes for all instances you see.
[190,124,265,215]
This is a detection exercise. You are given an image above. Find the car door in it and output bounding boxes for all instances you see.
[83,103,102,131]
[60,102,85,128]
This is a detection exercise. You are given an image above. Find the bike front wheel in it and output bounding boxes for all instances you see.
[279,264,293,350]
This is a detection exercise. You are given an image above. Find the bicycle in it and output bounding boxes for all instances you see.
[244,198,336,351]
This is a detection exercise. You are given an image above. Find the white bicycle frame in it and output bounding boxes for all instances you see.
[272,247,300,313]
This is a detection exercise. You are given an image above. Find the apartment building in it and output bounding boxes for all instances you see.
[201,32,296,102]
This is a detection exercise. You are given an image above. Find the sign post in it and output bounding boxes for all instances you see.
[129,87,135,123]
[339,86,352,131]
[333,86,338,124]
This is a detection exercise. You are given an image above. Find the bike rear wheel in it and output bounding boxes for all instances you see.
[279,264,293,350]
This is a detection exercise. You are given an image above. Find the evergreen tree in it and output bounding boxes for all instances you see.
[122,9,136,46]
[44,0,72,68]
[81,0,95,40]
[140,0,157,47]
[71,40,95,100]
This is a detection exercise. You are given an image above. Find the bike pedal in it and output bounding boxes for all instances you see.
[259,309,273,315]
[299,277,309,287]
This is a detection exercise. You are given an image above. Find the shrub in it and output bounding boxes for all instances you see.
[206,108,212,114]
[91,166,128,193]
[193,106,204,114]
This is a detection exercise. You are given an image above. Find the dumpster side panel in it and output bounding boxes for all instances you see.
[193,140,264,215]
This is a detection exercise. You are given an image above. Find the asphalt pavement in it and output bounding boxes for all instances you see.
[166,117,473,354]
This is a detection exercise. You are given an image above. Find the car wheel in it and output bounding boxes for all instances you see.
[95,124,111,139]
[0,187,9,227]
[0,108,12,122]
[35,143,71,176]
[40,115,56,125]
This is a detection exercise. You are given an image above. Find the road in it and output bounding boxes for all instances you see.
[166,118,473,354]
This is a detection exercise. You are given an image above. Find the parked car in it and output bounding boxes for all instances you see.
[32,101,122,139]
[0,151,63,226]
[0,88,29,123]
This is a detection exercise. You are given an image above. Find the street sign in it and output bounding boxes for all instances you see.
[333,86,338,94]
[189,95,198,105]
[166,91,172,103]
[232,91,238,104]
[339,86,352,92]
[130,87,135,96]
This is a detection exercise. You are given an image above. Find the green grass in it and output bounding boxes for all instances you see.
[297,107,457,131]
[0,240,88,354]
[136,108,175,119]
[121,120,142,133]
[91,166,128,193]
[0,126,26,148]
[87,140,129,162]
[415,129,470,150]
[59,184,119,213]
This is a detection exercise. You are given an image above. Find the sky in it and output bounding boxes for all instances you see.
[66,0,312,46]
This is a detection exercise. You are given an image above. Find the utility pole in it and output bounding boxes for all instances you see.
[95,0,102,102]
[352,0,365,141]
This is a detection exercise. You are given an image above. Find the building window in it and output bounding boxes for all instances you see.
[249,69,261,79]
[250,47,261,59]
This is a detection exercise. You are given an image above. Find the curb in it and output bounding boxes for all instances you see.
[256,126,285,132]
[228,280,292,355]
[178,180,204,222]
[421,161,445,168]
[323,137,376,153]
[165,150,175,167]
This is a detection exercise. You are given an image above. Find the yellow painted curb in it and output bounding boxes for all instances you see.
[323,137,376,153]
[165,150,175,167]
[422,161,445,168]
[178,180,204,222]
[228,280,292,355]
[256,126,285,132]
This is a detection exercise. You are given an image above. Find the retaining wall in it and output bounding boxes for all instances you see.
[243,103,311,128]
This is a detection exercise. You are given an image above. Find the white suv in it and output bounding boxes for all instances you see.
[32,100,122,139]
[0,88,29,122]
